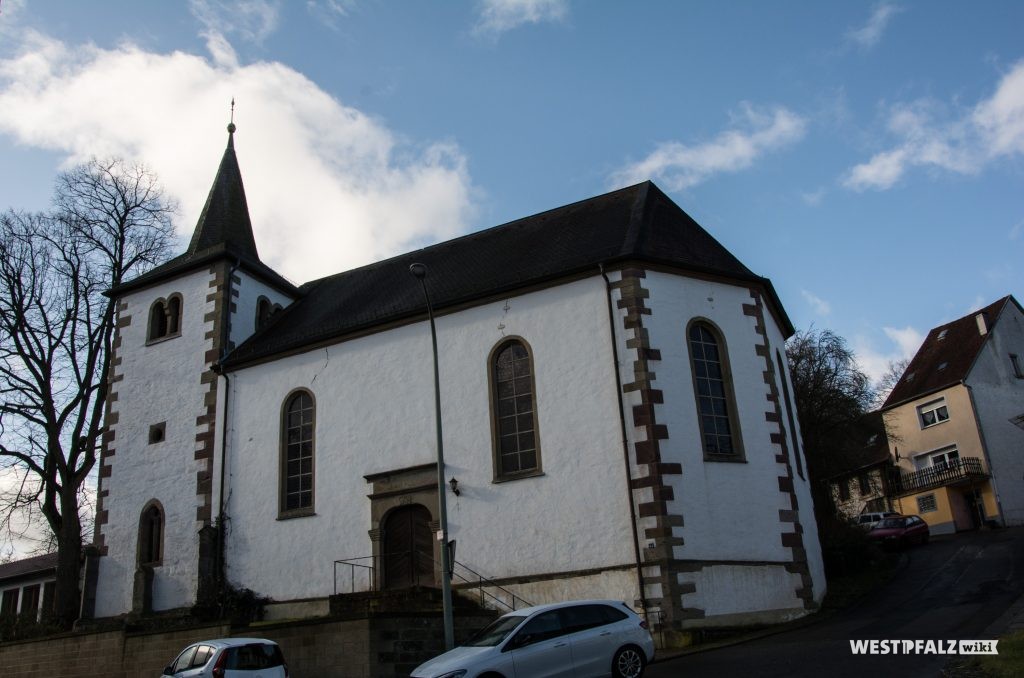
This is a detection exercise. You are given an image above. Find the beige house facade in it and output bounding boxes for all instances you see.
[881,297,1024,535]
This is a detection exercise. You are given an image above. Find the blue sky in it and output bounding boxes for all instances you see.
[1,0,1022,384]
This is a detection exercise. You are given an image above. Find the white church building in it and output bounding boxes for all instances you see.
[87,125,825,636]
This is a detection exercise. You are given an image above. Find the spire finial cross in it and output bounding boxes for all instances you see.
[227,98,236,135]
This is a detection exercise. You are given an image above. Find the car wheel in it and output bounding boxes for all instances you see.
[612,645,646,678]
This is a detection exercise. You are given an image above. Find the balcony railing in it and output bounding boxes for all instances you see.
[889,457,989,496]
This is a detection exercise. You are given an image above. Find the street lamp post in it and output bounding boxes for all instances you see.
[409,262,455,651]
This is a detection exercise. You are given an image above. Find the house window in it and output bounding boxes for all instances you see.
[281,390,315,514]
[913,445,960,471]
[917,494,938,513]
[20,584,40,620]
[147,294,182,342]
[858,473,872,495]
[837,479,850,501]
[1,589,18,619]
[1011,354,1023,379]
[138,502,164,566]
[688,321,743,461]
[490,339,541,480]
[917,398,949,428]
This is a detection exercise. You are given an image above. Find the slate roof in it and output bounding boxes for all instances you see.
[109,129,297,298]
[0,552,57,582]
[883,296,1015,409]
[826,411,892,479]
[225,181,792,368]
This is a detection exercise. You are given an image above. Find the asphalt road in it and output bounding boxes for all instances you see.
[647,527,1024,678]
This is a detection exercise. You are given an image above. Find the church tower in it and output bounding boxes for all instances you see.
[88,120,297,618]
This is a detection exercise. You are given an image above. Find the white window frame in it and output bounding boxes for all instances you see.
[917,398,950,429]
[913,445,959,471]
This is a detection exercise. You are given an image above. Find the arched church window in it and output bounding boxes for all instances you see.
[280,389,315,515]
[687,320,744,462]
[490,338,542,480]
[147,294,182,342]
[138,501,164,566]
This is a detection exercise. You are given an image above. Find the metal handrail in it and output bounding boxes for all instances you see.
[332,551,532,612]
[449,560,533,612]
[889,456,989,496]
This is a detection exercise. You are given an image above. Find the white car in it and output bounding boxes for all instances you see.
[160,638,288,677]
[855,511,899,531]
[411,599,655,678]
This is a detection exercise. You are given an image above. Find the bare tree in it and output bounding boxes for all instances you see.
[786,329,876,518]
[0,159,174,627]
[873,357,911,409]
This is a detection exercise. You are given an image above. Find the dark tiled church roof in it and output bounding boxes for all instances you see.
[883,296,1015,409]
[225,181,791,368]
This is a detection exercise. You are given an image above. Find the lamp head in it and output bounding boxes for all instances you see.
[409,262,427,280]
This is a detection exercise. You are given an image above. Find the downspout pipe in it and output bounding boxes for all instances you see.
[600,263,648,615]
[213,258,241,586]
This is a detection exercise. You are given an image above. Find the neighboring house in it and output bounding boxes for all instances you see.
[0,553,57,624]
[828,412,895,519]
[881,296,1024,535]
[84,124,824,637]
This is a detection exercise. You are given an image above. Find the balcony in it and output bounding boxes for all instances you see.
[889,457,989,497]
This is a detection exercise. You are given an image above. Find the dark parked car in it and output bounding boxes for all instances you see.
[867,515,930,548]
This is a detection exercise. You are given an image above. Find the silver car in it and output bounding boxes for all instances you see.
[411,599,655,678]
[161,638,288,677]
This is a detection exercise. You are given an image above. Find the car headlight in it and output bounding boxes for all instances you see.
[434,671,467,678]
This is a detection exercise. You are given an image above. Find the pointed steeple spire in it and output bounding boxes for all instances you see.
[187,106,259,259]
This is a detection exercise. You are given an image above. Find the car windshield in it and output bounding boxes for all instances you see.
[878,518,905,528]
[464,615,527,647]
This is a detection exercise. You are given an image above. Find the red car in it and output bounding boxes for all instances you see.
[867,514,930,548]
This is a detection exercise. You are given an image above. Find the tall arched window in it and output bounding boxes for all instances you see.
[138,501,164,566]
[490,338,542,480]
[687,321,744,461]
[255,296,273,330]
[280,390,315,515]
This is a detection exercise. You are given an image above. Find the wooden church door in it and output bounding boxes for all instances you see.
[382,504,434,589]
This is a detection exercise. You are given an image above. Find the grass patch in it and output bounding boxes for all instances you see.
[944,631,1024,677]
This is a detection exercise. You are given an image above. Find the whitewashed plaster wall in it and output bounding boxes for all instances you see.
[222,276,638,602]
[229,271,295,348]
[640,273,792,562]
[967,303,1024,525]
[94,269,214,616]
[612,270,824,611]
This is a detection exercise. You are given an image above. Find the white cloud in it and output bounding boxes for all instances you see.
[800,188,825,206]
[1010,219,1023,240]
[801,290,831,316]
[843,60,1024,191]
[473,0,569,37]
[190,0,280,66]
[853,325,923,383]
[846,2,903,49]
[306,0,358,30]
[0,30,476,283]
[610,104,806,191]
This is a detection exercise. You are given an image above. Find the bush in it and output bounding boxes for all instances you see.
[191,583,271,626]
[819,514,885,579]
